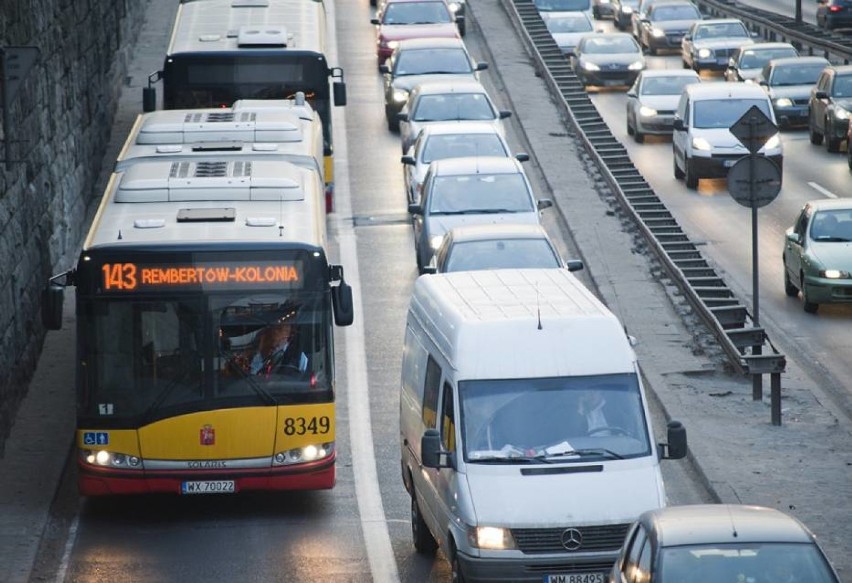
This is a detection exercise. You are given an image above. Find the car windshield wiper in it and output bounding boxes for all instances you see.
[468,453,554,464]
[431,208,519,215]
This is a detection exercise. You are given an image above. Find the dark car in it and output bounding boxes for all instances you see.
[681,18,754,73]
[808,64,852,153]
[816,0,852,31]
[636,1,702,55]
[723,42,798,83]
[758,56,829,129]
[612,0,640,30]
[380,37,487,131]
[370,0,460,66]
[608,505,842,583]
[592,0,616,19]
[572,33,645,88]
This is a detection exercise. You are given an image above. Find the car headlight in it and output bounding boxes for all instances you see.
[582,61,600,71]
[379,39,399,50]
[430,235,445,250]
[639,105,658,117]
[697,48,712,59]
[774,98,793,108]
[691,137,713,151]
[834,107,850,120]
[628,60,644,71]
[763,133,781,150]
[819,269,851,279]
[651,27,665,38]
[468,526,517,550]
[393,89,410,103]
[622,6,633,12]
[81,449,142,468]
[273,442,335,466]
[448,1,461,12]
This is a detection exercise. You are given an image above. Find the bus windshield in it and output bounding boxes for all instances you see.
[80,291,331,423]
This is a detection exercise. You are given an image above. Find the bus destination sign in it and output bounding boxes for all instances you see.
[100,261,303,292]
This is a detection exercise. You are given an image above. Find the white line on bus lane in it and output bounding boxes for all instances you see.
[807,182,838,199]
[328,1,400,581]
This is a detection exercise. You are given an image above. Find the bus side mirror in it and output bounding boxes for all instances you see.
[42,284,65,330]
[332,280,354,326]
[143,70,163,112]
[660,420,687,460]
[332,67,347,106]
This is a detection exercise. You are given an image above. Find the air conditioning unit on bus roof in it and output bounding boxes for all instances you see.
[237,26,289,48]
[135,109,303,144]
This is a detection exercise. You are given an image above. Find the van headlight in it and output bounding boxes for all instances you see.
[763,134,781,150]
[697,48,712,59]
[582,61,600,71]
[774,98,793,108]
[639,105,658,117]
[430,235,445,249]
[691,137,713,151]
[834,107,850,120]
[448,1,461,12]
[651,27,666,38]
[468,526,517,550]
[393,89,410,103]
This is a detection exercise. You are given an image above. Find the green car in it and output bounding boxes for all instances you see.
[783,199,852,313]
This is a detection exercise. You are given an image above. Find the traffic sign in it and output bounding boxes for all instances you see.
[730,105,778,154]
[727,155,782,208]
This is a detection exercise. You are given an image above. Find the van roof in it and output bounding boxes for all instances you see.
[684,82,767,100]
[409,269,636,379]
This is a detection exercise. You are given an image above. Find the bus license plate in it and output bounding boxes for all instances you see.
[545,573,604,583]
[181,480,236,494]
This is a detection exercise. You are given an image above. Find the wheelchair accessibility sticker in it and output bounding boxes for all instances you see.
[83,432,109,446]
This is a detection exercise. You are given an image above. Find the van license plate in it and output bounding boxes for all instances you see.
[181,480,236,494]
[545,574,604,583]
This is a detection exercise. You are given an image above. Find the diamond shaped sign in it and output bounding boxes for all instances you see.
[730,105,778,154]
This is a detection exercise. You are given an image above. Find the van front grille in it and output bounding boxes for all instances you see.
[512,523,630,554]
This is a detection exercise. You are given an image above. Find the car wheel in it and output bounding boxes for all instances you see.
[626,112,635,136]
[411,494,438,554]
[783,265,799,297]
[802,276,819,313]
[673,154,685,179]
[684,157,699,189]
[634,129,645,143]
[809,116,824,145]
[682,58,690,69]
[826,120,841,152]
[451,542,467,583]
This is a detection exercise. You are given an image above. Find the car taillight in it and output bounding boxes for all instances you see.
[829,5,842,11]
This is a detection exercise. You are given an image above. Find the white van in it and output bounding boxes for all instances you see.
[399,269,687,583]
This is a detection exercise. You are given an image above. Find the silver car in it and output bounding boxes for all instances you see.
[397,80,511,153]
[541,11,596,56]
[723,42,798,83]
[626,69,700,142]
[681,18,754,73]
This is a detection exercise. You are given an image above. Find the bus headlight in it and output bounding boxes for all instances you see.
[81,449,142,468]
[393,89,410,103]
[468,526,517,550]
[274,442,335,466]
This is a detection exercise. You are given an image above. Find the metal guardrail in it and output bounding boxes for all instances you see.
[499,0,786,377]
[694,0,852,64]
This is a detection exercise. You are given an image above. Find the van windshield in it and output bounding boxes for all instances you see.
[693,99,772,129]
[459,374,651,463]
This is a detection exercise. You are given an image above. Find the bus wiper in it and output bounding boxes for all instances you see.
[221,350,278,405]
[143,366,198,423]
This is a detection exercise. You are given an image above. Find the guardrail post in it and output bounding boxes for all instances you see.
[770,372,782,426]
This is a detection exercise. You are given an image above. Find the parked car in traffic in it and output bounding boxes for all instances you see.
[592,0,617,19]
[534,0,594,21]
[723,42,798,83]
[672,82,782,189]
[681,18,754,73]
[808,64,852,153]
[398,80,511,153]
[572,32,645,88]
[380,37,487,131]
[408,157,552,272]
[626,69,700,142]
[612,0,640,31]
[608,505,843,583]
[757,56,829,129]
[371,0,460,66]
[425,223,583,274]
[630,0,680,39]
[541,10,596,56]
[783,199,852,314]
[816,0,852,31]
[401,122,523,204]
[635,0,702,55]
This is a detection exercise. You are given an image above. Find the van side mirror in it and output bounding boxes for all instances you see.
[408,203,423,215]
[660,420,687,460]
[331,279,354,326]
[401,155,416,165]
[815,90,829,100]
[379,64,390,74]
[421,429,452,468]
[786,231,801,245]
[475,62,489,71]
[537,199,553,211]
[397,112,409,122]
[371,18,380,24]
[499,110,512,119]
[41,284,65,330]
[565,259,584,272]
[673,118,685,131]
[515,153,530,162]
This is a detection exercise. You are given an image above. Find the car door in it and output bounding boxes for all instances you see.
[681,23,696,67]
[611,524,650,582]
[415,355,444,539]
[672,93,690,168]
[785,206,810,288]
[429,379,461,552]
[811,70,832,132]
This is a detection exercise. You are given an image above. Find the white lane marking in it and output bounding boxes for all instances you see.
[807,182,838,199]
[327,2,399,582]
[54,513,79,583]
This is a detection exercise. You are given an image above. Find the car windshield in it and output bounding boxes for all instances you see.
[738,47,798,69]
[693,99,772,129]
[382,1,452,24]
[534,0,591,11]
[831,75,852,98]
[428,173,534,214]
[582,35,639,54]
[809,209,852,242]
[641,75,698,95]
[421,133,508,163]
[651,4,701,21]
[693,22,748,39]
[394,48,472,76]
[444,238,561,271]
[460,374,651,463]
[660,543,839,582]
[546,15,593,33]
[769,63,827,86]
[413,93,496,121]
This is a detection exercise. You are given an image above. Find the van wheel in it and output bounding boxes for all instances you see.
[684,158,699,189]
[673,155,684,179]
[450,542,467,583]
[411,495,438,554]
